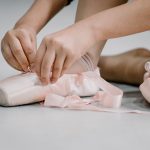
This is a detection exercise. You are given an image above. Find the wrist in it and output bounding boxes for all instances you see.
[76,18,101,45]
[85,15,106,42]
[14,21,37,35]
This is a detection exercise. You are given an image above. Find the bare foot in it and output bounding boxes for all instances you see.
[98,48,150,85]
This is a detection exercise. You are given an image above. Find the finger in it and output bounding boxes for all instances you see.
[17,34,36,67]
[35,42,46,77]
[51,53,66,83]
[31,36,37,70]
[1,41,22,70]
[9,38,29,72]
[61,56,75,76]
[40,47,55,84]
[29,36,37,72]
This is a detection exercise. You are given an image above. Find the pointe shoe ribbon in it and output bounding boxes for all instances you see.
[44,68,123,110]
[0,68,123,111]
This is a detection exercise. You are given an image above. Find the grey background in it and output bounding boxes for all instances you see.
[0,1,150,150]
[0,0,150,79]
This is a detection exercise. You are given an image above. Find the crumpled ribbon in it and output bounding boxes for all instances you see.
[43,68,123,111]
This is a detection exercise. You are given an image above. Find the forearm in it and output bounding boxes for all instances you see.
[14,0,68,33]
[82,0,150,41]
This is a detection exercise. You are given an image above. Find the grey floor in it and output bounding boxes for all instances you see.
[0,1,150,150]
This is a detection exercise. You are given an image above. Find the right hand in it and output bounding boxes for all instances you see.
[1,26,37,72]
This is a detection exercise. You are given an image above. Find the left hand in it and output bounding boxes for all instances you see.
[35,22,96,84]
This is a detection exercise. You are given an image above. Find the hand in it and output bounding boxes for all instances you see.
[35,22,96,84]
[1,26,37,72]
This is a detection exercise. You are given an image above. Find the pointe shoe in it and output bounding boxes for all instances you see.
[140,61,150,103]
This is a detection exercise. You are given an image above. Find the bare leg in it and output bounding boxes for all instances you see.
[66,0,128,74]
[99,48,150,85]
[75,0,128,67]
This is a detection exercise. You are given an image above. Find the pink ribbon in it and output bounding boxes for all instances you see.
[44,68,123,110]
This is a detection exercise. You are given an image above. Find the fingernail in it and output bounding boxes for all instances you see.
[51,78,56,84]
[41,78,48,85]
[41,79,46,84]
[60,72,64,77]
[24,67,29,72]
[31,64,35,72]
[27,66,32,72]
[42,80,47,85]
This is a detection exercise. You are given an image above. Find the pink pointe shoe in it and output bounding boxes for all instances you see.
[140,61,150,103]
[0,55,123,111]
[0,69,123,110]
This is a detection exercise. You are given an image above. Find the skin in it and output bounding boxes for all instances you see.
[75,0,128,71]
[35,0,128,84]
[1,0,150,85]
[35,0,150,84]
[99,48,150,85]
[1,26,36,72]
[86,0,150,40]
[1,0,68,72]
